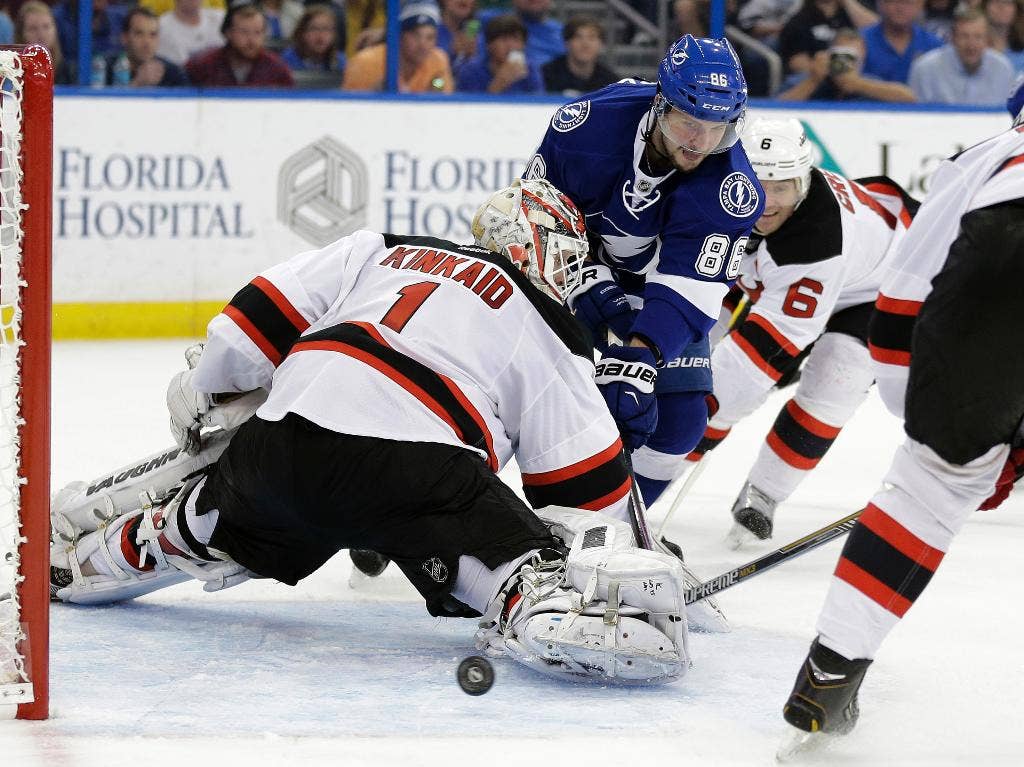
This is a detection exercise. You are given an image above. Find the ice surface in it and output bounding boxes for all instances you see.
[3,340,1022,766]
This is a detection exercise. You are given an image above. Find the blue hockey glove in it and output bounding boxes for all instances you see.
[567,264,638,342]
[595,345,659,450]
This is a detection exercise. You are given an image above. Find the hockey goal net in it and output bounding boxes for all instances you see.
[0,45,53,721]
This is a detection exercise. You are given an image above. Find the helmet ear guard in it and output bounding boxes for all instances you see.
[471,179,589,303]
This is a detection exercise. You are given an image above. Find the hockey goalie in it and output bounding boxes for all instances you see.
[49,179,692,685]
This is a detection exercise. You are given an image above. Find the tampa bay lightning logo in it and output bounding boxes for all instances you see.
[552,101,591,132]
[719,173,760,218]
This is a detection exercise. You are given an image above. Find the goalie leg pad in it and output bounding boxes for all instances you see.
[50,428,233,544]
[480,508,691,684]
[51,476,249,605]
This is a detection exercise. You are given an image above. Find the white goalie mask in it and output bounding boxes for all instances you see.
[741,116,814,205]
[471,178,589,303]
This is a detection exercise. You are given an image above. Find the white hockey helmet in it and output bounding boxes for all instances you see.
[472,178,589,303]
[741,116,814,203]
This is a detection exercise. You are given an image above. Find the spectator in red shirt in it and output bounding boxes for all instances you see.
[185,1,294,86]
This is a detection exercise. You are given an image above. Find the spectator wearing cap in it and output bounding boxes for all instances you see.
[477,0,563,69]
[909,7,1014,104]
[861,0,943,84]
[342,1,453,92]
[185,2,294,85]
[158,0,226,66]
[541,15,618,96]
[456,13,543,93]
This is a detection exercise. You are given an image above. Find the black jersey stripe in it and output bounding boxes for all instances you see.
[224,278,309,366]
[291,322,498,469]
[522,448,630,511]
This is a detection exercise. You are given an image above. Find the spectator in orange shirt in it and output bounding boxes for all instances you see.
[342,1,453,92]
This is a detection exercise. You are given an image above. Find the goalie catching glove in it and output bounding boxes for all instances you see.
[475,507,690,684]
[167,343,267,454]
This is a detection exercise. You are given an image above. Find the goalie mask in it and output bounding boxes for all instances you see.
[471,179,589,303]
[741,116,814,206]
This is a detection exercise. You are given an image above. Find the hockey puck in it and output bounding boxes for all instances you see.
[456,656,494,695]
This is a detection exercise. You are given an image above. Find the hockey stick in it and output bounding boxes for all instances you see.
[655,457,708,540]
[682,509,863,605]
[622,448,655,550]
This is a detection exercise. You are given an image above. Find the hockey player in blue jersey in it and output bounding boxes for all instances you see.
[525,34,764,506]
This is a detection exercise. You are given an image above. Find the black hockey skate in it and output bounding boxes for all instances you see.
[726,481,777,547]
[783,638,873,735]
[349,549,390,577]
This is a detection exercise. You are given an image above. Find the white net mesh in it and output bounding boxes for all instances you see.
[0,50,29,698]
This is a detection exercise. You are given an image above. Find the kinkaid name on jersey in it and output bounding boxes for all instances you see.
[379,246,515,309]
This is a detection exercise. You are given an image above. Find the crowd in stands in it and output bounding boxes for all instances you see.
[2,0,1021,104]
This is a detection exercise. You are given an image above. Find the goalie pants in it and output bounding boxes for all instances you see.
[195,412,558,617]
[815,198,1024,660]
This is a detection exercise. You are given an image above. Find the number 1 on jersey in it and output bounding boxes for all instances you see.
[381,281,440,332]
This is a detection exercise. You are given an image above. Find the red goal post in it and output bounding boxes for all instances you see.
[0,44,53,721]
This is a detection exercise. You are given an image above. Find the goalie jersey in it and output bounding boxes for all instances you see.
[718,168,917,393]
[870,125,1024,418]
[192,231,631,519]
[525,80,764,362]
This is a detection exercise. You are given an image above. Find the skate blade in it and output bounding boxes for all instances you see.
[775,725,838,762]
[725,522,759,550]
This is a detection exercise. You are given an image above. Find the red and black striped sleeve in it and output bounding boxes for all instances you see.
[222,275,311,366]
[521,439,632,512]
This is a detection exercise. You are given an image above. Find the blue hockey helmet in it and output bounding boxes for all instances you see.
[1008,73,1024,127]
[654,35,747,155]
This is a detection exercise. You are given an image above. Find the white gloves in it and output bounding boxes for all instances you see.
[166,344,267,454]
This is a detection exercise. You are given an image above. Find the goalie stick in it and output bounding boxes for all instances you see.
[683,509,862,605]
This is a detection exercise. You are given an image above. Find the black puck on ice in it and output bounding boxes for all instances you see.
[456,655,494,695]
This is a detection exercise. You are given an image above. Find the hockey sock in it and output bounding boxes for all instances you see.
[451,550,537,614]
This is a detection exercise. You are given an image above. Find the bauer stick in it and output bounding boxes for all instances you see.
[682,508,862,605]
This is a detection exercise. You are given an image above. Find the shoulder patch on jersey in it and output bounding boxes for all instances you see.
[763,169,843,266]
[552,101,591,133]
[525,153,547,180]
[719,172,760,218]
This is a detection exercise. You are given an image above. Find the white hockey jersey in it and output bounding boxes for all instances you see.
[870,125,1024,417]
[714,168,915,397]
[192,231,632,517]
